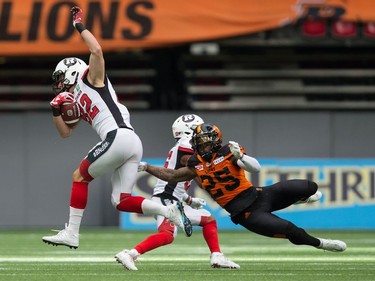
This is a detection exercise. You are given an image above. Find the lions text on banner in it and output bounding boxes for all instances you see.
[2,0,375,55]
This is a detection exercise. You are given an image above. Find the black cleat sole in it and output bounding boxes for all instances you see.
[42,239,78,249]
[176,202,193,237]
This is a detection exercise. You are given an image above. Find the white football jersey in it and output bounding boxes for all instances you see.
[153,137,194,201]
[74,70,133,140]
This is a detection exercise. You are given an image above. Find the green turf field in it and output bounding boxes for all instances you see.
[0,228,374,281]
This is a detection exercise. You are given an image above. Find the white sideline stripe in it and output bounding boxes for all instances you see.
[0,256,375,262]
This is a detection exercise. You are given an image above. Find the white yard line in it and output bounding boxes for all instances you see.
[0,256,374,262]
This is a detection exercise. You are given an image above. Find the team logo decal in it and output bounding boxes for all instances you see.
[64,57,78,67]
[182,114,196,123]
[195,164,204,171]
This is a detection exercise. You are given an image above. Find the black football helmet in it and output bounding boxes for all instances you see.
[191,123,222,161]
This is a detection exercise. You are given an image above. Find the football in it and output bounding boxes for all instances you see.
[60,101,81,124]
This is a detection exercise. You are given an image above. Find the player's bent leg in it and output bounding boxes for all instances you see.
[115,219,175,270]
[236,210,322,248]
[295,191,322,204]
[192,210,239,268]
[115,193,144,213]
[284,222,321,247]
[200,216,221,253]
[114,193,192,237]
[134,221,175,254]
[42,170,88,249]
[295,181,321,204]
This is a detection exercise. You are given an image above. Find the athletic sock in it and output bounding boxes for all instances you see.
[202,218,221,253]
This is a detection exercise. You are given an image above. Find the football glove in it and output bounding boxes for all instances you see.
[50,92,75,109]
[185,196,206,209]
[229,141,243,159]
[138,161,148,172]
[71,6,83,27]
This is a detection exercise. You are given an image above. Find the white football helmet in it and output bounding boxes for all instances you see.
[52,57,88,94]
[172,114,204,139]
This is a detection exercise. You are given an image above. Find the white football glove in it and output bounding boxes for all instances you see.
[185,196,206,209]
[229,141,243,159]
[137,161,148,172]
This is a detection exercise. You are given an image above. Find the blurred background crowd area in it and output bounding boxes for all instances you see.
[1,1,375,112]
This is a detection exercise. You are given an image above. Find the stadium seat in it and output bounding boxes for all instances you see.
[363,22,375,39]
[301,18,327,38]
[331,20,358,39]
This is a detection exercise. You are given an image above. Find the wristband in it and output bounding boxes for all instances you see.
[75,23,86,33]
[51,106,61,117]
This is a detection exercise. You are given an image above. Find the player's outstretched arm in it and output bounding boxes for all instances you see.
[70,6,105,87]
[140,163,196,183]
[182,193,206,209]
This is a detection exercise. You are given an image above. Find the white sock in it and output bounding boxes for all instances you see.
[140,199,167,216]
[129,249,140,258]
[68,206,84,234]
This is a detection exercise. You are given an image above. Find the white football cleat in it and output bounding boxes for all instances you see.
[115,249,138,270]
[317,238,347,252]
[42,223,79,249]
[295,191,322,204]
[166,202,192,237]
[210,252,240,269]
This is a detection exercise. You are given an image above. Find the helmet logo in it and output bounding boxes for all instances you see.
[181,114,197,123]
[64,58,78,67]
[172,114,204,139]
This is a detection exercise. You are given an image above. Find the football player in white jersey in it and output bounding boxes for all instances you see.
[114,114,240,270]
[42,6,192,252]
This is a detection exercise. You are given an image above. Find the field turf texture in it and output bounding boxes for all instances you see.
[0,228,374,281]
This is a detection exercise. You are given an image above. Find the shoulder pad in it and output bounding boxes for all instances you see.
[219,144,232,157]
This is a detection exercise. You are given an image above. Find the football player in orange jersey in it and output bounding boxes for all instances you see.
[138,123,347,252]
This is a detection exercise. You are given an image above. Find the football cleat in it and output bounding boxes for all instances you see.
[295,191,322,204]
[166,202,193,237]
[210,252,240,269]
[317,238,347,252]
[115,249,138,270]
[42,223,79,249]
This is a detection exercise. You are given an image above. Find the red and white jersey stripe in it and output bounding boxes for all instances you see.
[74,70,133,140]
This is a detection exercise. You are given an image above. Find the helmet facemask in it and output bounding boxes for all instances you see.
[191,124,222,161]
[52,70,71,94]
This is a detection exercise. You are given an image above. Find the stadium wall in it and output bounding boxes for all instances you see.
[1,111,375,229]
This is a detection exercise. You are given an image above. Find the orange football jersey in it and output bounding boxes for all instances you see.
[187,144,253,208]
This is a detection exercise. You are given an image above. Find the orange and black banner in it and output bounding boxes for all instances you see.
[0,0,374,56]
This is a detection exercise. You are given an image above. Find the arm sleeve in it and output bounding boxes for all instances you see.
[236,154,261,173]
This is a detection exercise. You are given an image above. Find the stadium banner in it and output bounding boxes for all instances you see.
[120,158,375,230]
[1,0,374,56]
